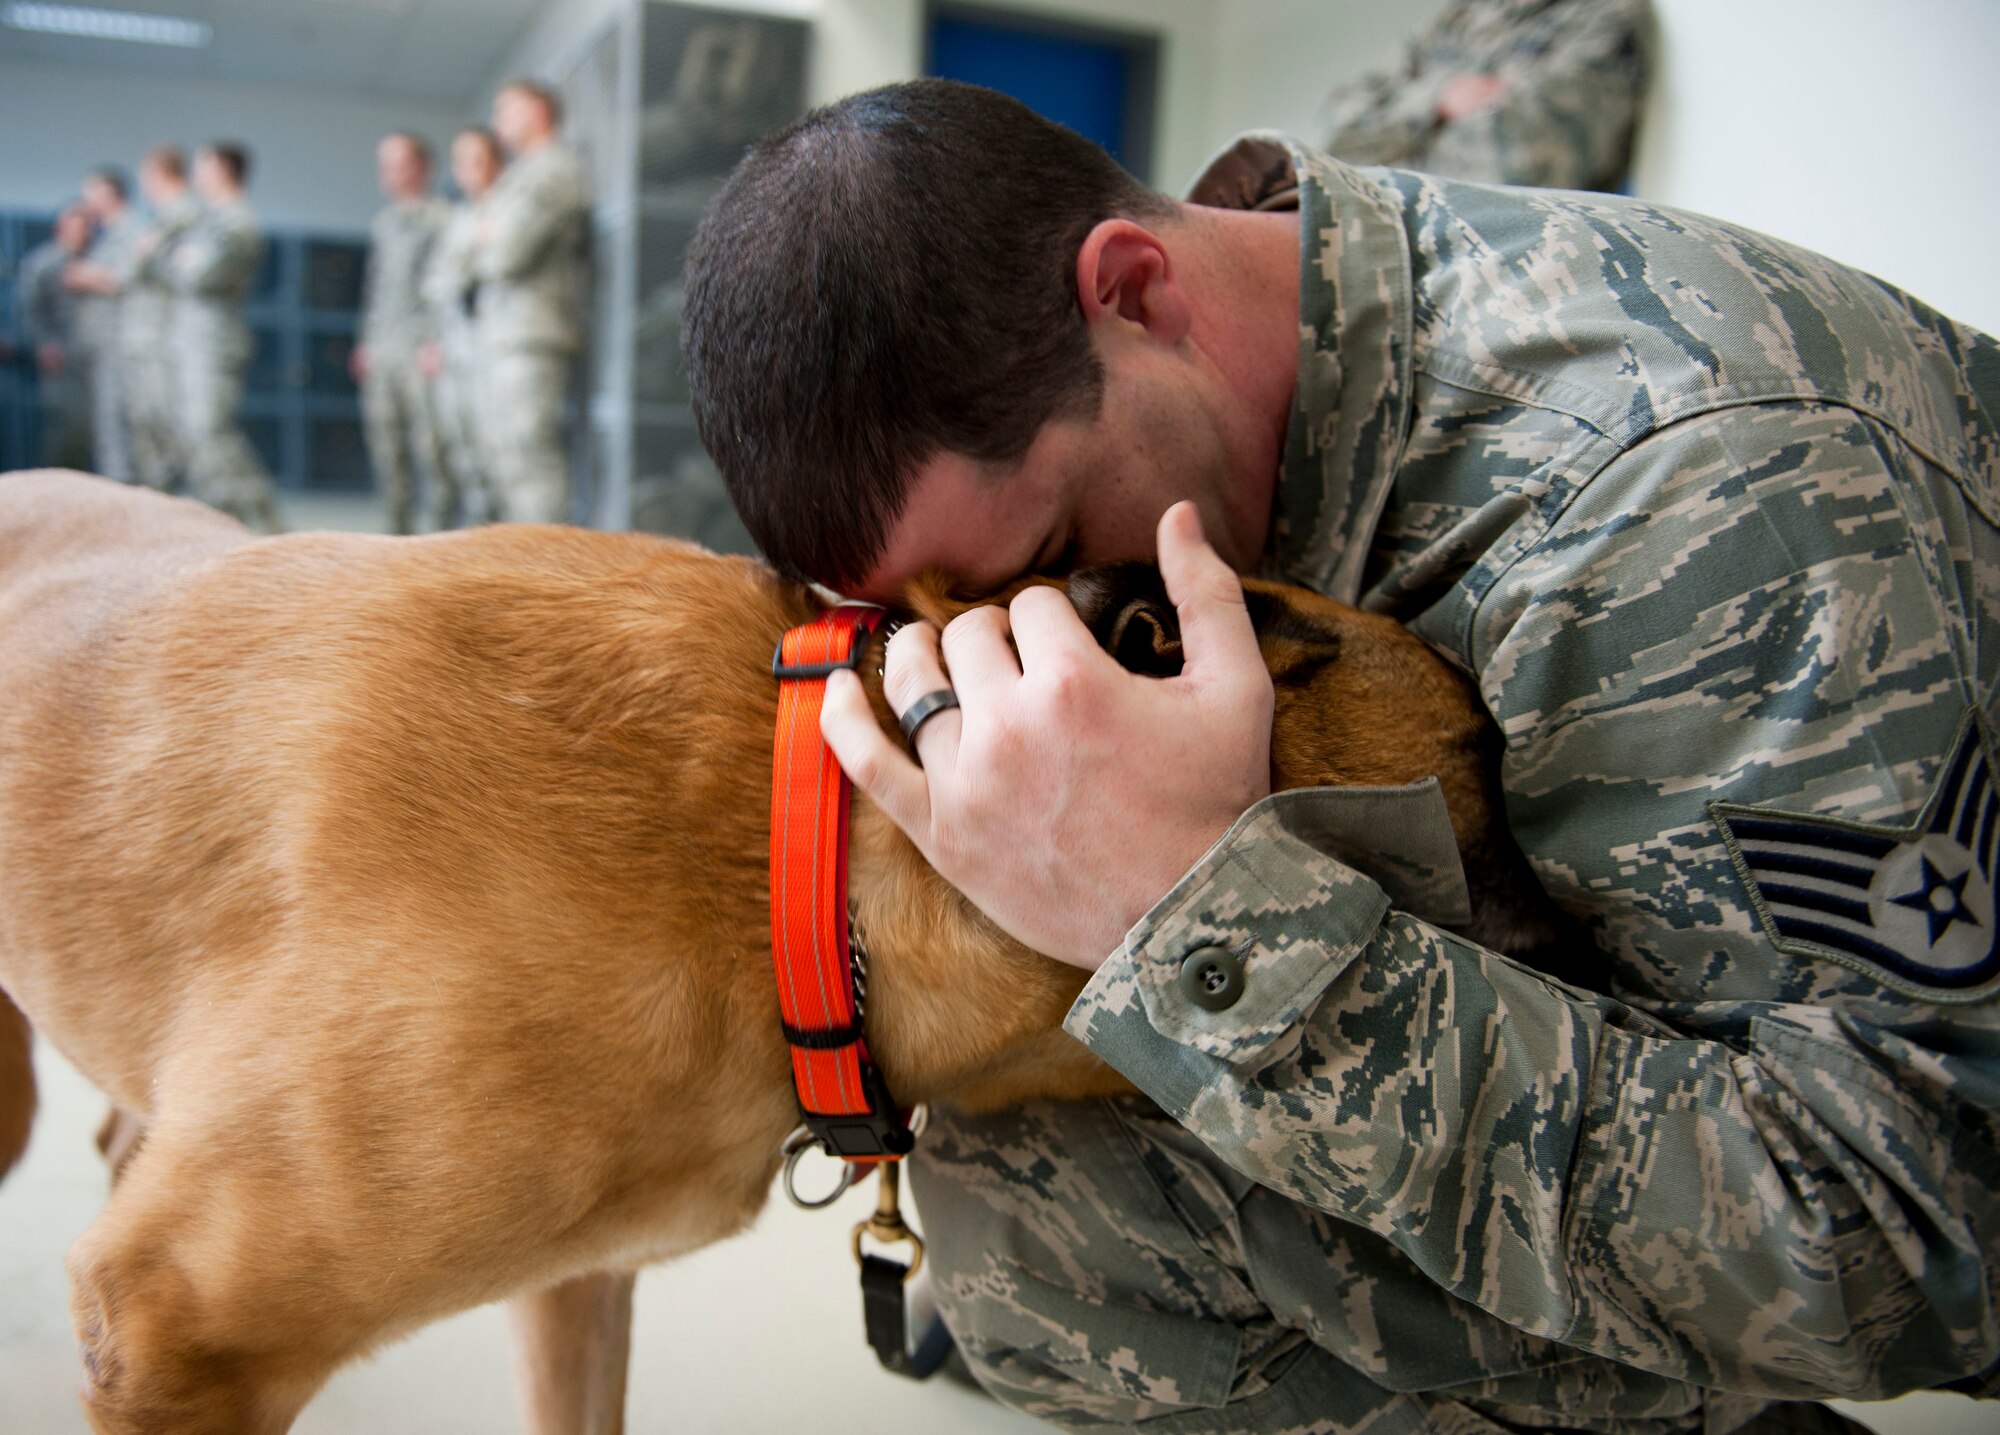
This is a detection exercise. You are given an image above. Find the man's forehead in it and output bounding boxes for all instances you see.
[856,450,1059,603]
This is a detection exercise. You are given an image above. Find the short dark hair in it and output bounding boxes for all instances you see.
[500,77,562,127]
[681,79,1174,588]
[86,166,130,202]
[203,141,251,186]
[145,143,186,180]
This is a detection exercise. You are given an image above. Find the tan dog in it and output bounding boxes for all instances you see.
[0,472,1557,1433]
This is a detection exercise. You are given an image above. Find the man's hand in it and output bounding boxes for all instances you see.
[63,260,116,296]
[820,503,1274,970]
[1435,74,1507,123]
[35,343,66,378]
[349,344,370,384]
[418,342,444,381]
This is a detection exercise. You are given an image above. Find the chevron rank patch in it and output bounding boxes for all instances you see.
[1712,712,2000,1002]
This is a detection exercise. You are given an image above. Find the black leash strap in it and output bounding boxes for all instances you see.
[850,1161,951,1379]
[860,1254,953,1379]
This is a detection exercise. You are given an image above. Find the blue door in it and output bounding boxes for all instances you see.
[925,5,1158,180]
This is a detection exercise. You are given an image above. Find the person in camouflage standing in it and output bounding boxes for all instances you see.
[15,204,95,470]
[473,79,591,525]
[172,141,280,531]
[110,145,200,492]
[63,166,144,484]
[1322,0,1653,192]
[421,126,505,526]
[353,132,452,534]
[684,82,2000,1432]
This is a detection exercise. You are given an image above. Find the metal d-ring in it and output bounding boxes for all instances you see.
[781,1125,861,1211]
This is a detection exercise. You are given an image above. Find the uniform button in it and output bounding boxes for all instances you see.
[1178,946,1244,1012]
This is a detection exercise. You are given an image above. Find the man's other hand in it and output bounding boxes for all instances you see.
[821,502,1274,970]
[1435,73,1507,123]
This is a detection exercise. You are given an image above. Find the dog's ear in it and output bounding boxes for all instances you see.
[1066,563,1185,677]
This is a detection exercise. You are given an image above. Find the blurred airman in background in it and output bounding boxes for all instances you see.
[474,78,592,524]
[16,203,95,469]
[354,132,452,534]
[421,126,505,526]
[174,140,281,531]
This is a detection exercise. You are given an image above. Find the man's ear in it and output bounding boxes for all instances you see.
[1076,219,1190,344]
[1066,563,1185,677]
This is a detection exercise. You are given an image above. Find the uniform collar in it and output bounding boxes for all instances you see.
[1188,134,1415,604]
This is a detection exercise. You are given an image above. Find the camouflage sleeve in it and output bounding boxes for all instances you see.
[178,216,261,299]
[421,213,469,318]
[1066,406,2000,1399]
[1320,64,1436,169]
[17,251,63,347]
[1425,0,1652,188]
[478,164,588,283]
[103,230,145,291]
[411,216,443,341]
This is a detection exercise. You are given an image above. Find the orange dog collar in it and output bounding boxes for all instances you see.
[769,605,913,1165]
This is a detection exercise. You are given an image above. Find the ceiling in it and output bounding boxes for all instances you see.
[0,0,552,103]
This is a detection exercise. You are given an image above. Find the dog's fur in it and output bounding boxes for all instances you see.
[0,472,1556,1433]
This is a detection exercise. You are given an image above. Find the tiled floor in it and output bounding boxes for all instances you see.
[2,492,1990,1434]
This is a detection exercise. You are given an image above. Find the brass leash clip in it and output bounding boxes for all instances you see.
[850,1160,924,1281]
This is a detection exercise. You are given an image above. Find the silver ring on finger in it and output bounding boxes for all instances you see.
[898,687,960,750]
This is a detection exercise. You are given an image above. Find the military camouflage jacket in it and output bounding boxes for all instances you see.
[74,209,143,355]
[423,199,485,359]
[1322,0,1652,192]
[475,142,591,354]
[1066,135,2000,1404]
[172,199,263,333]
[15,239,78,351]
[361,196,448,358]
[116,192,199,352]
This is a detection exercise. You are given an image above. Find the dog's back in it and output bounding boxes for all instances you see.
[0,473,251,1173]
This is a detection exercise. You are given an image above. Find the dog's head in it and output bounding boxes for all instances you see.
[899,562,1564,960]
[901,561,1493,799]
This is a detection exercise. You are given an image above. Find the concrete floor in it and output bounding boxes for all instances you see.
[1,491,1991,1434]
[3,1048,1991,1434]
[0,1045,1037,1434]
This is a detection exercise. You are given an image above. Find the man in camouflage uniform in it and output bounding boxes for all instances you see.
[173,141,280,531]
[422,126,505,526]
[685,83,1999,1432]
[1322,0,1653,192]
[474,79,591,524]
[64,166,144,483]
[113,145,200,492]
[354,132,452,534]
[16,205,95,470]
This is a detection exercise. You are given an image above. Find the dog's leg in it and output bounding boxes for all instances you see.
[64,1133,349,1435]
[506,1270,637,1435]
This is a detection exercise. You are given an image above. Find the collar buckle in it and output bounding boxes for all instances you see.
[771,624,874,680]
[796,1059,915,1162]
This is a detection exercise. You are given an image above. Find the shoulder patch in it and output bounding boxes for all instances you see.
[1712,712,2000,1002]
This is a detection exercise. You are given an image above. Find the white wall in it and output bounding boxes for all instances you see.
[0,56,464,234]
[1206,0,1451,161]
[1197,0,2000,335]
[1632,0,2000,334]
